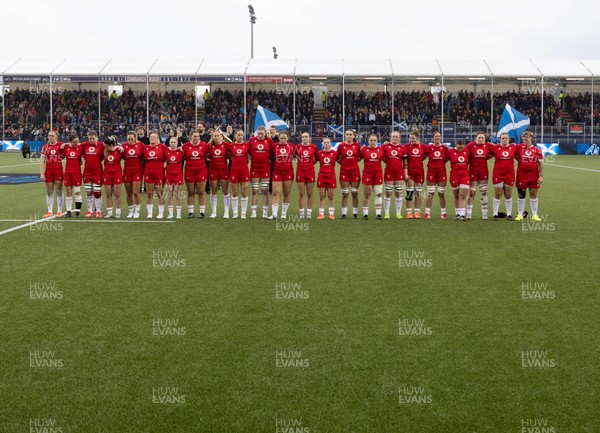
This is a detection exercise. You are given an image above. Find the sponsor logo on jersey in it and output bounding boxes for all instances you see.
[503,151,509,157]
[107,155,114,162]
[170,156,176,162]
[128,149,135,155]
[434,151,441,157]
[458,156,465,163]
[477,148,484,155]
[324,157,331,164]
[391,150,398,156]
[149,151,156,157]
[257,144,264,151]
[192,151,198,157]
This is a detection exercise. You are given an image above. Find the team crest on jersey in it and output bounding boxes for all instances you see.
[192,151,198,157]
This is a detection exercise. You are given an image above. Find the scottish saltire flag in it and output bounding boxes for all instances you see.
[1,141,24,151]
[327,125,344,137]
[254,105,287,133]
[497,104,530,142]
[393,121,408,131]
[537,143,560,156]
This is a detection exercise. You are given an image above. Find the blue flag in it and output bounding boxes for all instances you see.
[497,104,530,142]
[327,125,344,137]
[254,105,288,133]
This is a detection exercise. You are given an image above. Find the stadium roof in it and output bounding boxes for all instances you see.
[0,58,598,79]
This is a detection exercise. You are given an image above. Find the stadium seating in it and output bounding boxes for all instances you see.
[2,87,598,141]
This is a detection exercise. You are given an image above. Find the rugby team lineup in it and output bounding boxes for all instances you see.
[38,124,544,223]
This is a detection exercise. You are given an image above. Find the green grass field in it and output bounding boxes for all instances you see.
[1,152,599,433]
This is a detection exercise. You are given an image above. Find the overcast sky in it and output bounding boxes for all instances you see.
[5,0,599,61]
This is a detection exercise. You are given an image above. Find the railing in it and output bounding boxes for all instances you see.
[307,123,600,144]
[4,121,600,145]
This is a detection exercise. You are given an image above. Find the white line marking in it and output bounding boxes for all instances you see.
[545,164,600,173]
[0,216,56,236]
[0,162,40,169]
[54,220,176,223]
[0,218,175,223]
[0,217,175,236]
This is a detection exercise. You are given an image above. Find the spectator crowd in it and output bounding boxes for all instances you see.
[2,87,598,141]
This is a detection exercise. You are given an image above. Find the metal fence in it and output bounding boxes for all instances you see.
[310,123,600,144]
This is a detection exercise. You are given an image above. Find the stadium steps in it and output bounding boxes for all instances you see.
[313,107,325,121]
[560,110,575,124]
